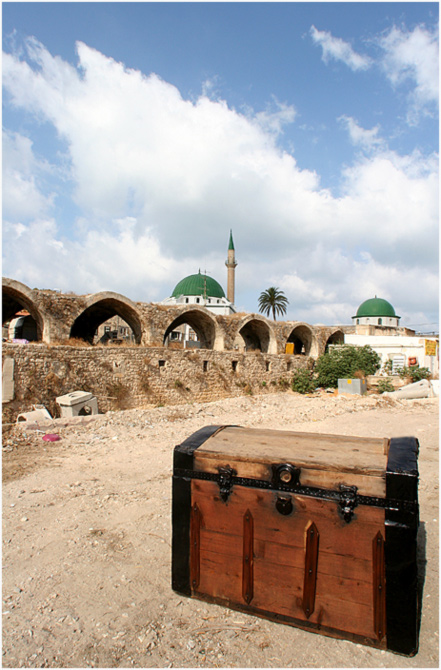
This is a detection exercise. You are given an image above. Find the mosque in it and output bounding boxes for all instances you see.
[161,230,237,315]
[160,231,237,345]
[158,232,438,374]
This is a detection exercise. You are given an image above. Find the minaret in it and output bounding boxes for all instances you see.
[225,229,237,305]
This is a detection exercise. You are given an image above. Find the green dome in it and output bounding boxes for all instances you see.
[171,271,225,299]
[354,297,398,318]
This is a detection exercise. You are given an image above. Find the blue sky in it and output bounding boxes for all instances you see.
[2,2,439,330]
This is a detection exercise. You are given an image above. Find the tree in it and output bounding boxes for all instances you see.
[258,287,289,321]
[314,345,381,388]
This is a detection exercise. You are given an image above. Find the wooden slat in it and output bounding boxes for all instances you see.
[242,510,254,604]
[303,522,319,618]
[190,502,202,591]
[196,427,388,477]
[200,527,374,585]
[192,480,385,559]
[197,550,243,602]
[372,531,386,641]
[191,479,384,641]
[193,456,386,497]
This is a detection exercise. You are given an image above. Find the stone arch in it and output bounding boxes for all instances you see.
[70,292,143,344]
[233,315,277,354]
[286,324,315,356]
[325,329,345,353]
[163,307,222,350]
[2,278,45,341]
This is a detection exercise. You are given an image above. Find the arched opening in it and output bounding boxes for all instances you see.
[2,281,43,341]
[70,296,142,345]
[234,318,273,353]
[163,309,217,350]
[325,330,345,353]
[286,325,313,356]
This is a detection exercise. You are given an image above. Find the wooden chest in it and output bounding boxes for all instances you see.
[172,426,419,656]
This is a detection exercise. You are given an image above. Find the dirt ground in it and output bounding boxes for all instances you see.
[2,391,439,668]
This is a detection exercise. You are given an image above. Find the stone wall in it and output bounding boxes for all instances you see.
[2,343,313,421]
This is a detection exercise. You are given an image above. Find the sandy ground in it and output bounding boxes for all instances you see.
[2,391,439,668]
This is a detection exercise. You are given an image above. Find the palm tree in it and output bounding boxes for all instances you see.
[258,287,289,321]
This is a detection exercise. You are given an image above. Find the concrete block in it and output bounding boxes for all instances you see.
[338,378,367,395]
[56,390,99,417]
[2,357,15,403]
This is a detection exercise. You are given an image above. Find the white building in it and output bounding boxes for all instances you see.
[346,297,439,376]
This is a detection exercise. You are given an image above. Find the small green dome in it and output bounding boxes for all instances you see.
[171,271,225,299]
[354,297,398,318]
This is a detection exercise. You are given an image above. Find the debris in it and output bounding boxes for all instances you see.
[17,407,52,423]
[383,378,435,400]
[42,434,60,442]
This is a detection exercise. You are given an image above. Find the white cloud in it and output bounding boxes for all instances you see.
[2,130,55,220]
[2,38,438,327]
[338,116,385,151]
[378,24,439,121]
[310,25,372,71]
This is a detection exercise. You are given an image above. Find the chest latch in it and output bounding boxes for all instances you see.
[217,466,237,502]
[338,484,358,523]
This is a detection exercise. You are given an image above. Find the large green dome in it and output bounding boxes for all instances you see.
[171,271,225,299]
[354,297,398,318]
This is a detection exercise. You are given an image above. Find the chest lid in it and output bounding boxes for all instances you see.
[197,425,388,472]
[175,425,391,498]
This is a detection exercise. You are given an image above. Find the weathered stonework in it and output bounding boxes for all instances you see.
[2,277,350,419]
[2,277,347,353]
[2,343,313,420]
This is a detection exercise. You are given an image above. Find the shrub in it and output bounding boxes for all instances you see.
[314,345,381,389]
[377,379,395,394]
[399,366,431,383]
[291,369,316,394]
[278,378,290,390]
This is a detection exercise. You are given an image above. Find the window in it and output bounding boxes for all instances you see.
[265,361,271,372]
[356,319,360,325]
[104,326,111,333]
[185,298,189,304]
[378,318,382,325]
[196,298,200,304]
[158,360,166,368]
[232,361,238,372]
[203,361,208,372]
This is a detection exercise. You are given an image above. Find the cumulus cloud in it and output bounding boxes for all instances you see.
[378,24,439,121]
[2,38,438,325]
[310,25,372,71]
[2,130,55,220]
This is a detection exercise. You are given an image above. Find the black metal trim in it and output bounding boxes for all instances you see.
[385,437,419,656]
[173,467,418,514]
[172,425,234,595]
[173,425,230,470]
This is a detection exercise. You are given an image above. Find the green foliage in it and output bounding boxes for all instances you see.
[314,345,381,388]
[399,366,431,382]
[377,379,395,394]
[258,287,289,321]
[291,369,316,394]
